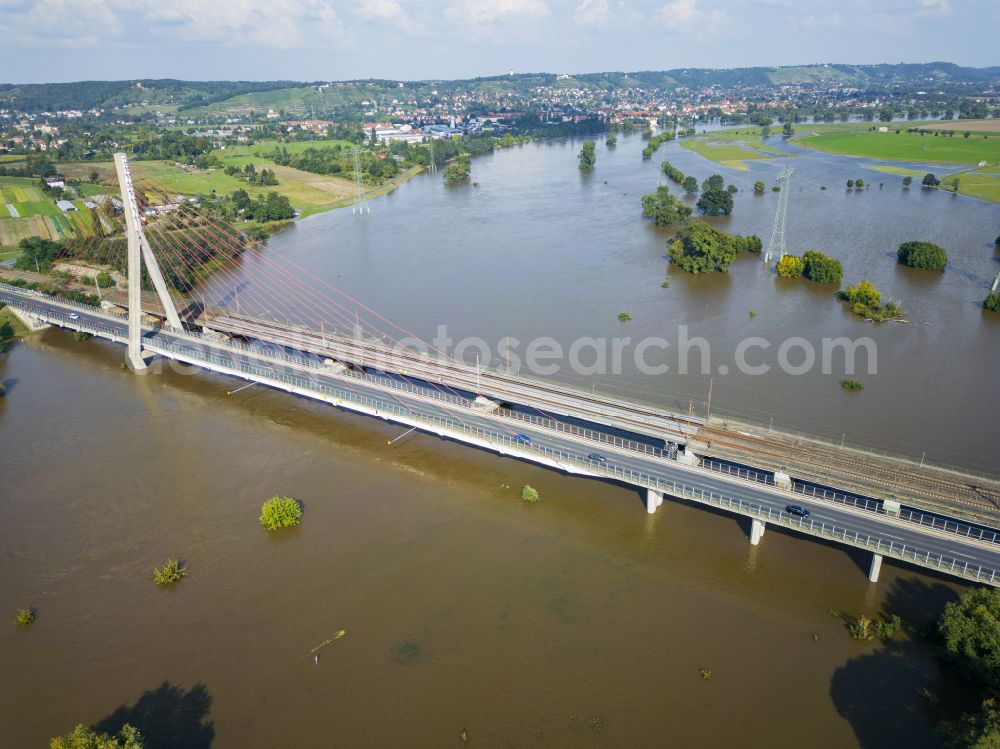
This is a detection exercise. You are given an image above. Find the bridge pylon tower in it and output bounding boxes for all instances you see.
[113,152,183,370]
[761,167,794,264]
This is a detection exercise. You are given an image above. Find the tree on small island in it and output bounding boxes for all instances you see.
[897,240,948,270]
[51,723,144,749]
[855,178,865,189]
[840,280,904,321]
[984,292,1000,313]
[846,179,854,189]
[753,181,766,194]
[14,608,35,627]
[682,176,699,195]
[668,222,760,274]
[802,250,843,284]
[776,255,805,278]
[618,311,632,321]
[260,495,303,531]
[606,135,617,147]
[578,141,597,170]
[702,174,724,192]
[443,157,471,184]
[640,186,692,227]
[152,559,187,587]
[922,173,940,187]
[697,188,733,216]
[902,176,913,188]
[521,485,540,503]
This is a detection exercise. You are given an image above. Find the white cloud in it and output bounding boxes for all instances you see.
[656,0,729,32]
[444,0,550,29]
[917,0,952,14]
[356,0,426,34]
[136,0,345,49]
[1,0,121,47]
[573,0,613,25]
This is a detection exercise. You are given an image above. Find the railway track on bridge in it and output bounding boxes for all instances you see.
[698,425,1000,520]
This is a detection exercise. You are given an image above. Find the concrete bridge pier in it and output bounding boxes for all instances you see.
[868,553,883,583]
[646,489,663,514]
[750,518,766,545]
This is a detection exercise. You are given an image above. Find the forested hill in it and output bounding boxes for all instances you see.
[0,79,302,112]
[2,62,997,113]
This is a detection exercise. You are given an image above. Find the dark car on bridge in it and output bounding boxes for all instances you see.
[514,433,532,445]
[785,504,810,518]
[588,453,607,463]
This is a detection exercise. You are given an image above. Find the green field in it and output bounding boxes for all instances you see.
[793,129,1000,164]
[937,165,1000,203]
[680,132,783,169]
[864,164,928,177]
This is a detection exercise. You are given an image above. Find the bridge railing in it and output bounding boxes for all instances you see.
[7,288,1000,562]
[699,457,775,486]
[143,334,1000,587]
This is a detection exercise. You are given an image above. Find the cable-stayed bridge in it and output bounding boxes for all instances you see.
[2,153,999,587]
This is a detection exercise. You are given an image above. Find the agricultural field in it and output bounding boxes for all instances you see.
[0,176,103,245]
[924,119,1000,134]
[792,128,1000,164]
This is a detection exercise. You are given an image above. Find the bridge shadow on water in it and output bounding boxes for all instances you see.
[94,681,214,749]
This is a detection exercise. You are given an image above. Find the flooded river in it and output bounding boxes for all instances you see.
[1,130,996,746]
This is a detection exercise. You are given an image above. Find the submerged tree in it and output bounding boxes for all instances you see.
[578,141,597,170]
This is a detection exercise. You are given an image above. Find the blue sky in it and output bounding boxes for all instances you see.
[1,0,996,83]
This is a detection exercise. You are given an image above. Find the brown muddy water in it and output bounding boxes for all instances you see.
[0,329,980,747]
[3,129,997,746]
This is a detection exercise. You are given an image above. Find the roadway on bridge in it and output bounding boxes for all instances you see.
[6,286,1000,581]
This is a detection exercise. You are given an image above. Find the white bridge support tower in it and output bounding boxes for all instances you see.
[762,167,794,264]
[113,152,183,370]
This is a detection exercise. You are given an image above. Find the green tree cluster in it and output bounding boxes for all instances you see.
[697,189,733,216]
[984,292,1000,313]
[578,141,597,170]
[776,255,805,278]
[682,176,699,195]
[753,181,766,193]
[840,280,903,321]
[802,250,844,284]
[667,222,759,274]
[640,186,693,227]
[660,160,684,184]
[15,236,63,272]
[259,495,303,531]
[443,157,471,184]
[897,240,948,270]
[152,559,187,587]
[50,724,144,749]
[641,130,675,160]
[605,135,617,147]
[938,588,1000,748]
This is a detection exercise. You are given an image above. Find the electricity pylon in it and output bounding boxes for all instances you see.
[349,148,370,215]
[113,152,182,370]
[762,167,794,263]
